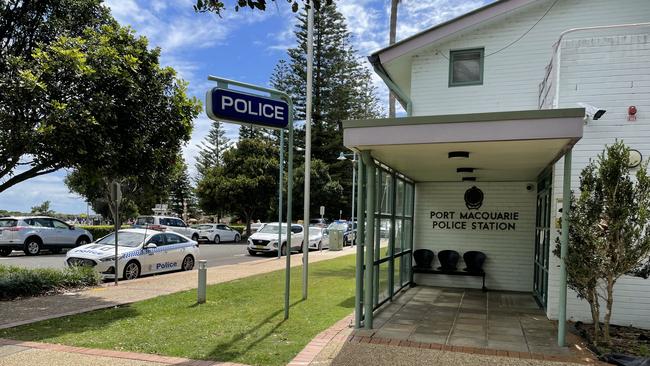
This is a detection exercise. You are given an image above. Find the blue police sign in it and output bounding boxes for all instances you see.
[206,87,289,129]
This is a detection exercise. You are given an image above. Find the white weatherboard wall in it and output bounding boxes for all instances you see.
[546,32,650,329]
[408,0,650,117]
[413,182,536,292]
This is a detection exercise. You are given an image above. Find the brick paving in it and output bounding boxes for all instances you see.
[0,338,247,365]
[0,247,355,329]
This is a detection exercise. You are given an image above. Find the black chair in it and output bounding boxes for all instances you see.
[413,249,435,269]
[437,250,460,272]
[463,251,487,274]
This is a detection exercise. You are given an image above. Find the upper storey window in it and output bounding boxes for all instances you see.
[449,48,484,87]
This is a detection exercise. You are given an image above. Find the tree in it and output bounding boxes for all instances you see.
[1,0,109,191]
[291,159,343,219]
[1,1,201,195]
[196,139,278,235]
[270,2,382,219]
[196,121,231,178]
[30,201,54,216]
[193,0,332,16]
[55,23,200,220]
[556,141,650,344]
[168,162,199,221]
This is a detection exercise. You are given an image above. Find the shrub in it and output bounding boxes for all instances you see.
[0,265,101,300]
[79,225,130,241]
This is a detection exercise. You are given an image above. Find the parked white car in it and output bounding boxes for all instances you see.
[0,216,93,256]
[65,228,199,280]
[308,227,329,250]
[247,223,303,256]
[195,223,241,244]
[133,216,200,242]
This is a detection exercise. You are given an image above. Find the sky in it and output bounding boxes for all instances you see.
[0,0,490,214]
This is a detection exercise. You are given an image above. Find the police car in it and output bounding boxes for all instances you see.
[65,228,199,280]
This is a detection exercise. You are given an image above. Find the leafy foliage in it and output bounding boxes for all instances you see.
[2,0,201,213]
[30,201,55,215]
[1,0,110,191]
[556,141,650,344]
[193,0,332,16]
[196,121,231,179]
[0,264,100,300]
[196,139,278,235]
[269,2,382,219]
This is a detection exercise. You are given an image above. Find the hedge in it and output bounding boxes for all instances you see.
[0,265,101,300]
[79,225,130,241]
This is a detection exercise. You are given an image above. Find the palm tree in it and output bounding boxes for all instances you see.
[388,0,400,118]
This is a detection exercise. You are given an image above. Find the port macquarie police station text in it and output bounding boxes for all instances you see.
[429,211,520,231]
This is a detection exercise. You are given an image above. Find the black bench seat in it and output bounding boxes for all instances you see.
[412,267,487,292]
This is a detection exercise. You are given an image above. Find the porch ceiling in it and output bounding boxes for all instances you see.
[343,108,585,182]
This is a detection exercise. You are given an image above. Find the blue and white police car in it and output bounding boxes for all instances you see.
[65,228,199,280]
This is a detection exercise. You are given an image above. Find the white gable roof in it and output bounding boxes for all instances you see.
[369,0,542,108]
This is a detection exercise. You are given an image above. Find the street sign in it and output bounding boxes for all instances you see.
[320,206,325,216]
[207,87,289,129]
[110,181,122,203]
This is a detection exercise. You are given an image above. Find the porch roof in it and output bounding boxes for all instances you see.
[343,108,584,182]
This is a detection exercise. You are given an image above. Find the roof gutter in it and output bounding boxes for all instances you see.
[368,54,413,116]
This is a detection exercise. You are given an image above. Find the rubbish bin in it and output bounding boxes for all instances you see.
[329,230,344,251]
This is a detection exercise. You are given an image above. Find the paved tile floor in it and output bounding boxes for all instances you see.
[366,286,571,356]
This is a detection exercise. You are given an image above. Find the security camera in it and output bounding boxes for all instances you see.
[577,103,606,120]
[526,184,534,191]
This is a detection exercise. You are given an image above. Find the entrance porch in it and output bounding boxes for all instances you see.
[363,286,571,356]
[344,108,585,348]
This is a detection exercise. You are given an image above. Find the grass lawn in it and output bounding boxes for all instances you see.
[1,253,357,366]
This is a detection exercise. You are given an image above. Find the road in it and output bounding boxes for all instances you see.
[0,242,272,270]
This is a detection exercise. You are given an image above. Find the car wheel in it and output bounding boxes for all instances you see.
[123,261,140,280]
[298,241,303,253]
[281,244,287,256]
[181,255,195,271]
[0,248,11,257]
[76,236,90,246]
[24,237,42,256]
[234,234,241,243]
[50,247,62,254]
[213,235,220,244]
[248,250,257,256]
[192,234,199,242]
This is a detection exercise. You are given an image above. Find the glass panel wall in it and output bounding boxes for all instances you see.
[369,161,415,310]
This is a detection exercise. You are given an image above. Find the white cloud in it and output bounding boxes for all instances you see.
[0,170,89,214]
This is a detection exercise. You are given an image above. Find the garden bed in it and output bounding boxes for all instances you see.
[575,321,650,358]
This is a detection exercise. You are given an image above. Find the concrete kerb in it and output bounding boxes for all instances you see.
[0,247,356,330]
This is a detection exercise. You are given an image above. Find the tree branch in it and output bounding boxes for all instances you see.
[0,164,61,193]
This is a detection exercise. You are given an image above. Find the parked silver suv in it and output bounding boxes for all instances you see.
[133,216,200,242]
[0,216,93,256]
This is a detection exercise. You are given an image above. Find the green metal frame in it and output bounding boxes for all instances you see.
[354,153,417,328]
[558,150,572,346]
[448,48,484,87]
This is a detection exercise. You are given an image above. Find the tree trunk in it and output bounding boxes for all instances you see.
[388,0,399,118]
[244,212,252,237]
[589,289,601,344]
[603,276,616,344]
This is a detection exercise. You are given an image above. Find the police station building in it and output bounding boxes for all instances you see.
[345,0,650,347]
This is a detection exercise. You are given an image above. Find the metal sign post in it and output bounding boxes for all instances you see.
[109,181,122,286]
[206,76,294,320]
